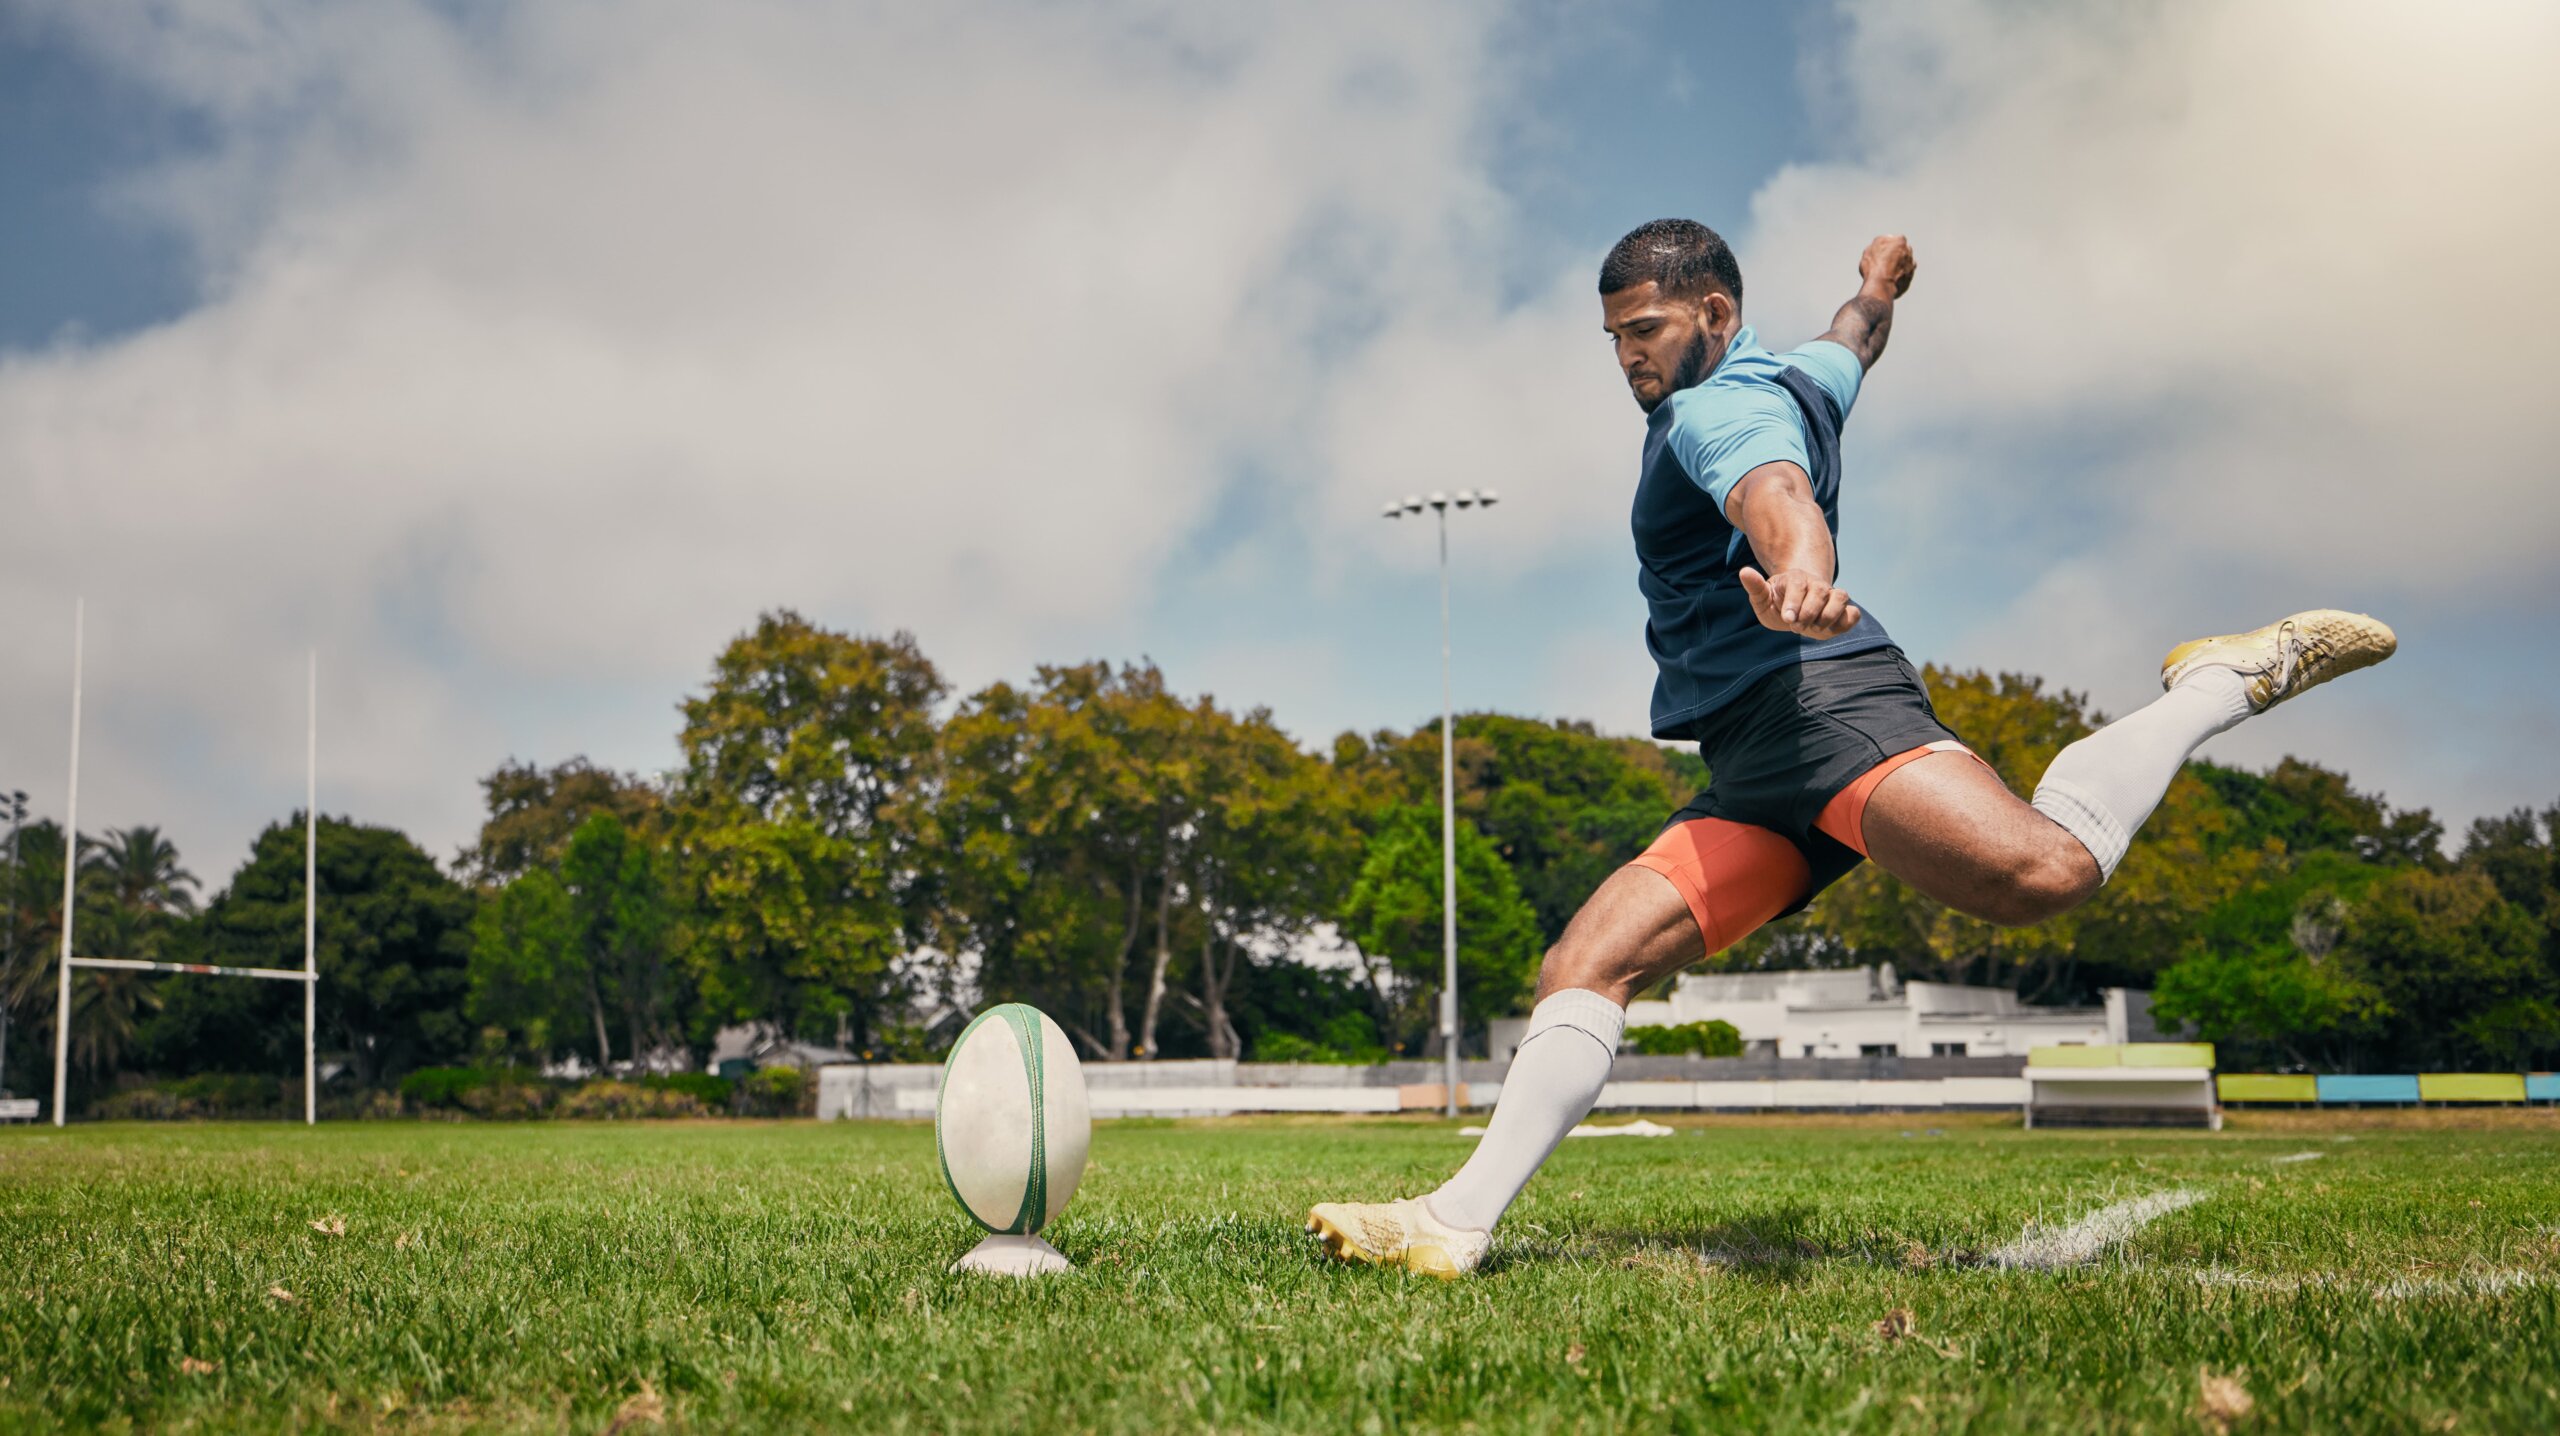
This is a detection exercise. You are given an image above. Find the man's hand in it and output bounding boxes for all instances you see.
[1738,565,1861,639]
[1858,234,1915,299]
[1821,235,1913,371]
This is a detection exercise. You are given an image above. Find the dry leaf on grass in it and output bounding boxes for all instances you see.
[1565,1343,1586,1367]
[1900,1239,1936,1270]
[603,1380,665,1435]
[310,1216,346,1237]
[178,1357,217,1376]
[2197,1367,2254,1432]
[1874,1307,1963,1360]
[395,1231,414,1251]
[266,1286,295,1303]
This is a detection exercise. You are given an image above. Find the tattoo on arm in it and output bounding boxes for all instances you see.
[1820,294,1894,371]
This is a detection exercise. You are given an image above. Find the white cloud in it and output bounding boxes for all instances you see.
[1741,0,2560,828]
[1,0,1591,869]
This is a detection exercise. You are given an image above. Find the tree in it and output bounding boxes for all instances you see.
[1339,805,1542,1051]
[1333,714,1706,946]
[460,758,663,887]
[188,816,478,1086]
[2340,868,2550,1070]
[2151,945,2385,1070]
[560,812,679,1062]
[669,612,943,1049]
[1184,705,1358,1059]
[2195,758,2442,867]
[468,866,577,1062]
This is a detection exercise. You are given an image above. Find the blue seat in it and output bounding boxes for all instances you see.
[2316,1074,2419,1104]
[2528,1074,2559,1103]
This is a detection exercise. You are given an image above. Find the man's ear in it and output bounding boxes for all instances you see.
[1701,290,1738,336]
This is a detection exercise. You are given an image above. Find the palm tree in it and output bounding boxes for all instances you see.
[0,822,65,1022]
[87,826,200,917]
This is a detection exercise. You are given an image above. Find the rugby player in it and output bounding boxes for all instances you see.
[1307,220,2394,1276]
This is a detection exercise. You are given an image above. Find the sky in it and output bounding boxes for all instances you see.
[4,0,2557,886]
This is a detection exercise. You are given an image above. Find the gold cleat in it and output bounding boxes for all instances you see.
[2160,609,2397,714]
[1305,1197,1490,1279]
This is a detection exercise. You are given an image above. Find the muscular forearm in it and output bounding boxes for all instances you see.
[1726,461,1860,637]
[1734,473,1837,583]
[1819,282,1896,371]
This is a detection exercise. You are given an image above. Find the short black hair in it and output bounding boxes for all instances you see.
[1598,218,1742,306]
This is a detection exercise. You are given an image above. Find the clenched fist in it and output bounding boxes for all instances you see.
[1859,234,1915,298]
[1739,566,1862,639]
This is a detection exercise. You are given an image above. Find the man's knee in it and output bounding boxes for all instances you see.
[1971,837,2100,927]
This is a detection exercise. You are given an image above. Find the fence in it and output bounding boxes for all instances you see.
[819,1053,2045,1121]
[2217,1072,2559,1106]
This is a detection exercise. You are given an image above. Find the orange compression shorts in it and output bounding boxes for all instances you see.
[1629,739,1986,954]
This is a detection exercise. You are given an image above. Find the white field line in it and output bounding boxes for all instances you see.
[2194,1266,2543,1299]
[2268,1151,2326,1164]
[1987,1189,2208,1271]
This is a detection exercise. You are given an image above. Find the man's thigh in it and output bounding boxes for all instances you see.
[1855,751,2099,924]
[1541,819,1812,1004]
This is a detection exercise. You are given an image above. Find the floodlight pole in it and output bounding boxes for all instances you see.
[304,651,317,1125]
[52,601,82,1127]
[1381,490,1497,1118]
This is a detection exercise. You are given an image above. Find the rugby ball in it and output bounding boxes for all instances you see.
[935,1003,1091,1235]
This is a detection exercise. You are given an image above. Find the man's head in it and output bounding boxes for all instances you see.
[1598,219,1744,414]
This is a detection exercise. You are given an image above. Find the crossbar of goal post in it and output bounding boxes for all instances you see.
[51,602,321,1126]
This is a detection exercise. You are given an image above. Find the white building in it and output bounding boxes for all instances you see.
[1508,964,2152,1060]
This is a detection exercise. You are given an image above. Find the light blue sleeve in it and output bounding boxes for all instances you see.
[1664,384,1810,511]
[1780,339,1864,423]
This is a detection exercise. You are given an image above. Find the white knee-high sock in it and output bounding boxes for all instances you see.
[2031,667,2252,880]
[1426,988,1624,1233]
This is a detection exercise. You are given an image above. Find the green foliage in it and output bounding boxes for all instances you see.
[553,1080,712,1120]
[398,1066,484,1108]
[636,1071,733,1106]
[2151,946,2385,1070]
[741,1064,811,1115]
[89,1072,288,1121]
[1340,805,1542,1047]
[1339,715,1708,945]
[460,757,662,887]
[2342,867,2551,1070]
[671,612,943,1049]
[1623,1019,1744,1058]
[1250,1011,1389,1064]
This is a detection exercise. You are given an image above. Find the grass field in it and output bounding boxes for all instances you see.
[3,1112,2557,1433]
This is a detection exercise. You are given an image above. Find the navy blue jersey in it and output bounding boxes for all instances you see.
[1632,327,1893,737]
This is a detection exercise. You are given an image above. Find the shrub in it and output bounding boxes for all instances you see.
[638,1072,733,1107]
[1624,1020,1744,1058]
[741,1065,810,1115]
[556,1080,710,1120]
[1251,1032,1385,1065]
[92,1073,289,1120]
[457,1068,552,1119]
[399,1067,484,1108]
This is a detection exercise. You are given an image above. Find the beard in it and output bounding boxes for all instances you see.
[1634,328,1718,415]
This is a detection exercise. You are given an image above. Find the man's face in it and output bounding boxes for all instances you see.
[1602,281,1736,415]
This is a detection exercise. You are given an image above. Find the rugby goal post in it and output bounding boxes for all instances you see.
[50,600,320,1126]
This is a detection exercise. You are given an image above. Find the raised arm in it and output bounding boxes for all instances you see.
[1816,234,1915,372]
[1724,461,1861,639]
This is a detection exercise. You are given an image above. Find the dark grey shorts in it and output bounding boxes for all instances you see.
[1666,646,1962,910]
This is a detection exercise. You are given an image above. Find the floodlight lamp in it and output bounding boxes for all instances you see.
[1403,494,1424,512]
[1478,489,1500,507]
[1452,491,1476,508]
[1381,501,1402,518]
[1427,490,1449,508]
